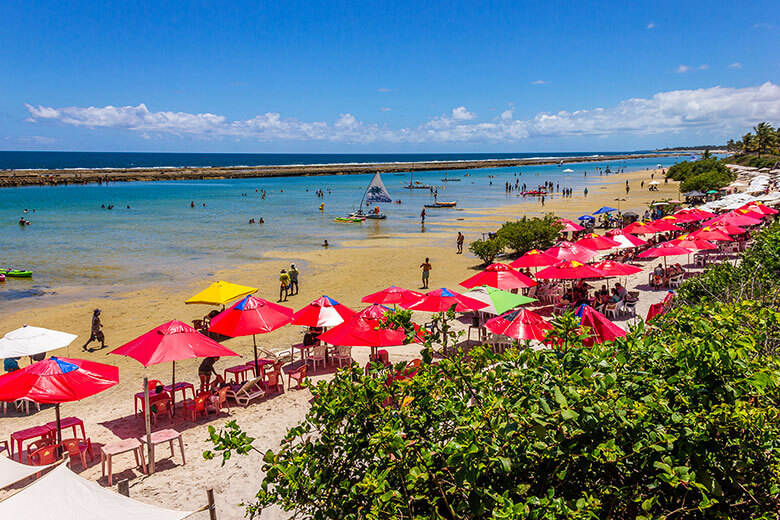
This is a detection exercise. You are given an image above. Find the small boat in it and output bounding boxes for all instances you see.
[347,172,391,220]
[334,217,364,223]
[441,172,461,182]
[404,172,431,189]
[424,201,457,208]
[349,209,387,220]
[2,269,33,278]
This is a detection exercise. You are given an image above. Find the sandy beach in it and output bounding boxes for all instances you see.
[0,167,683,518]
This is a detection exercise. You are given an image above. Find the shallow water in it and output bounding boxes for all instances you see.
[0,155,682,307]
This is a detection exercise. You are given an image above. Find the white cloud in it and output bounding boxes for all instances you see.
[647,22,655,29]
[531,79,547,85]
[698,64,709,70]
[377,87,393,93]
[451,106,477,120]
[753,23,773,29]
[380,107,392,112]
[729,62,743,69]
[25,82,780,144]
[6,135,58,145]
[676,65,690,73]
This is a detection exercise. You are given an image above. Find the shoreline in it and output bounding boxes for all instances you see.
[0,152,681,187]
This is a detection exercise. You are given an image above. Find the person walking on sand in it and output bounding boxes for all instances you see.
[82,309,105,351]
[420,208,426,223]
[289,264,299,295]
[420,258,432,289]
[456,232,464,254]
[279,269,291,302]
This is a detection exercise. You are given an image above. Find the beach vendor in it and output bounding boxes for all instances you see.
[279,269,291,302]
[82,308,106,351]
[289,264,299,295]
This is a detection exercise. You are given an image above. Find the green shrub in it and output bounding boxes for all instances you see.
[497,214,562,255]
[667,157,736,193]
[468,237,506,265]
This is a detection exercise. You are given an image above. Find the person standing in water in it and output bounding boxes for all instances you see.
[289,264,299,295]
[420,208,426,223]
[82,309,106,351]
[420,258,432,289]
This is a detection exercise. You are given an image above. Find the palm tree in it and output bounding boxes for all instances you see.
[753,122,774,158]
[742,132,754,154]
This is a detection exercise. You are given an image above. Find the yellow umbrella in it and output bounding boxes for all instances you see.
[185,280,258,306]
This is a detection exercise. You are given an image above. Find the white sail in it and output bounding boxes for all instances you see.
[365,172,392,203]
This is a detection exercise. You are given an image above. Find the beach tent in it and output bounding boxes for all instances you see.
[184,280,257,306]
[0,325,77,358]
[0,454,58,490]
[683,190,706,197]
[0,464,192,520]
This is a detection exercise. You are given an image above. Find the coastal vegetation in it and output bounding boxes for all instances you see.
[205,223,780,519]
[468,236,507,265]
[497,214,563,256]
[726,121,780,167]
[665,156,736,193]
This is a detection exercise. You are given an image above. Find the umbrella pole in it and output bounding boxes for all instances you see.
[143,376,154,475]
[171,361,176,411]
[55,403,62,444]
[253,335,259,377]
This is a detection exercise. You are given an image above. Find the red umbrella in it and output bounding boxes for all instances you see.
[708,222,747,235]
[291,296,357,327]
[575,233,621,251]
[317,305,407,348]
[576,305,626,345]
[485,308,551,342]
[404,288,489,313]
[706,212,762,227]
[669,212,703,223]
[590,260,643,276]
[556,218,585,232]
[509,249,559,268]
[622,221,656,235]
[740,202,778,215]
[689,227,733,242]
[460,263,537,290]
[545,241,598,262]
[610,232,647,249]
[208,295,293,376]
[675,208,716,221]
[535,260,607,280]
[734,208,766,220]
[361,286,424,307]
[670,234,717,250]
[0,357,118,443]
[637,242,691,259]
[648,219,684,233]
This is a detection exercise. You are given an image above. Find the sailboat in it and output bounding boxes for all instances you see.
[441,171,461,182]
[404,171,431,189]
[348,172,392,220]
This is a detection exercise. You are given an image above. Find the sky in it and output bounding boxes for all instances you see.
[1,0,779,153]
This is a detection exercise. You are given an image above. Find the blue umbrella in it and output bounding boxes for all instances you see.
[592,206,618,215]
[577,215,595,221]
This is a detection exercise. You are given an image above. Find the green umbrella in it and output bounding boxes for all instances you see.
[706,190,719,194]
[461,285,536,315]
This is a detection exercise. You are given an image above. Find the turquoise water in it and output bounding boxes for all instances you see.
[0,155,681,306]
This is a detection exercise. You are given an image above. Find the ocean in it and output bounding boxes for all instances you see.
[1,152,684,307]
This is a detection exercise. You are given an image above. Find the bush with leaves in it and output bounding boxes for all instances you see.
[666,157,736,193]
[206,295,780,518]
[468,236,506,265]
[497,214,563,256]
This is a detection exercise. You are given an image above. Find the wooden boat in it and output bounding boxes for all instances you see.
[441,172,461,182]
[404,172,431,189]
[424,201,457,208]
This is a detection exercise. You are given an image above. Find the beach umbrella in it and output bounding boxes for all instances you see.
[622,221,657,235]
[556,218,585,232]
[509,249,559,269]
[648,181,660,186]
[689,227,733,242]
[185,280,257,306]
[208,295,294,376]
[291,296,357,328]
[637,243,691,267]
[485,308,552,342]
[0,357,118,444]
[576,305,626,345]
[317,305,408,349]
[575,233,621,251]
[563,168,574,173]
[606,230,647,249]
[459,263,537,290]
[669,212,704,223]
[404,288,489,313]
[733,208,766,220]
[545,241,598,263]
[361,286,424,307]
[577,215,596,221]
[592,206,617,215]
[675,208,716,220]
[461,286,536,315]
[670,235,717,251]
[740,202,778,215]
[0,325,77,358]
[535,260,607,280]
[648,219,684,233]
[708,222,747,235]
[590,260,643,277]
[706,212,762,227]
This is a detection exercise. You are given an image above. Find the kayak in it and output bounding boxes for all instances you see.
[2,269,33,278]
[424,201,457,208]
[334,217,364,223]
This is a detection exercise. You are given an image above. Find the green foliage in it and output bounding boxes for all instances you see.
[666,157,736,193]
[497,214,563,256]
[727,154,780,170]
[468,237,506,265]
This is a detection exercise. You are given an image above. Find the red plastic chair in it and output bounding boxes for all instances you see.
[287,365,308,390]
[27,438,54,461]
[184,395,209,422]
[265,370,284,394]
[208,387,230,415]
[30,444,58,466]
[150,396,173,426]
[61,438,92,469]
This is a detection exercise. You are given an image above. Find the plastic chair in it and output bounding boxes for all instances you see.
[183,395,209,422]
[150,396,173,427]
[61,437,92,469]
[27,438,54,461]
[407,359,422,370]
[207,387,230,415]
[265,370,285,394]
[308,345,328,370]
[287,365,308,390]
[227,376,265,406]
[30,444,58,466]
[332,346,352,367]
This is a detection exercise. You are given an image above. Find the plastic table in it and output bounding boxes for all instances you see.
[224,364,254,384]
[10,425,52,461]
[45,416,86,441]
[101,438,147,486]
[139,429,186,467]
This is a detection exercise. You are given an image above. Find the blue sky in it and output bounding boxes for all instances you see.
[1,0,779,152]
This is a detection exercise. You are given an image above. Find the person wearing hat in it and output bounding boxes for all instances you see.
[279,269,291,302]
[82,309,106,351]
[288,263,299,295]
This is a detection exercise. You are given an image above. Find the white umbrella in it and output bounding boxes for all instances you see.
[0,325,77,358]
[649,180,660,185]
[563,168,574,173]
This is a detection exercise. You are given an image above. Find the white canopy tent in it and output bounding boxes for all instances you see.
[0,464,193,519]
[0,325,77,358]
[0,454,58,490]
